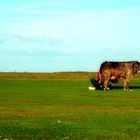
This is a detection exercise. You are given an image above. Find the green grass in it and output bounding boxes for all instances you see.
[0,74,139,139]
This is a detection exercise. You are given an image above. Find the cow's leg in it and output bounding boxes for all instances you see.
[124,78,129,91]
[102,71,110,90]
[124,72,133,91]
[104,79,110,90]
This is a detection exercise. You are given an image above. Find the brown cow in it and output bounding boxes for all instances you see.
[99,61,140,90]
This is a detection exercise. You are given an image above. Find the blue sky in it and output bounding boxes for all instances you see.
[0,0,140,72]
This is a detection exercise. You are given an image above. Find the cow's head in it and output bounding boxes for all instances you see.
[133,61,140,73]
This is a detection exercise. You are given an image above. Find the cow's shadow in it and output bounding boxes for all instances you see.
[112,85,140,89]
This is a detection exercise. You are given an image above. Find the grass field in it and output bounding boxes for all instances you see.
[0,72,139,140]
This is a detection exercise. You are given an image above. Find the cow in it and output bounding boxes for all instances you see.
[99,61,140,90]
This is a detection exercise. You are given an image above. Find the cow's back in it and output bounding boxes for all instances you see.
[100,61,120,73]
[99,61,134,78]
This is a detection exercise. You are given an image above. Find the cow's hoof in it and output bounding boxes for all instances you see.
[104,87,110,91]
[124,88,132,91]
[124,88,128,91]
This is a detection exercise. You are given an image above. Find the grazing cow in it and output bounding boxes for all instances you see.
[99,61,140,90]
